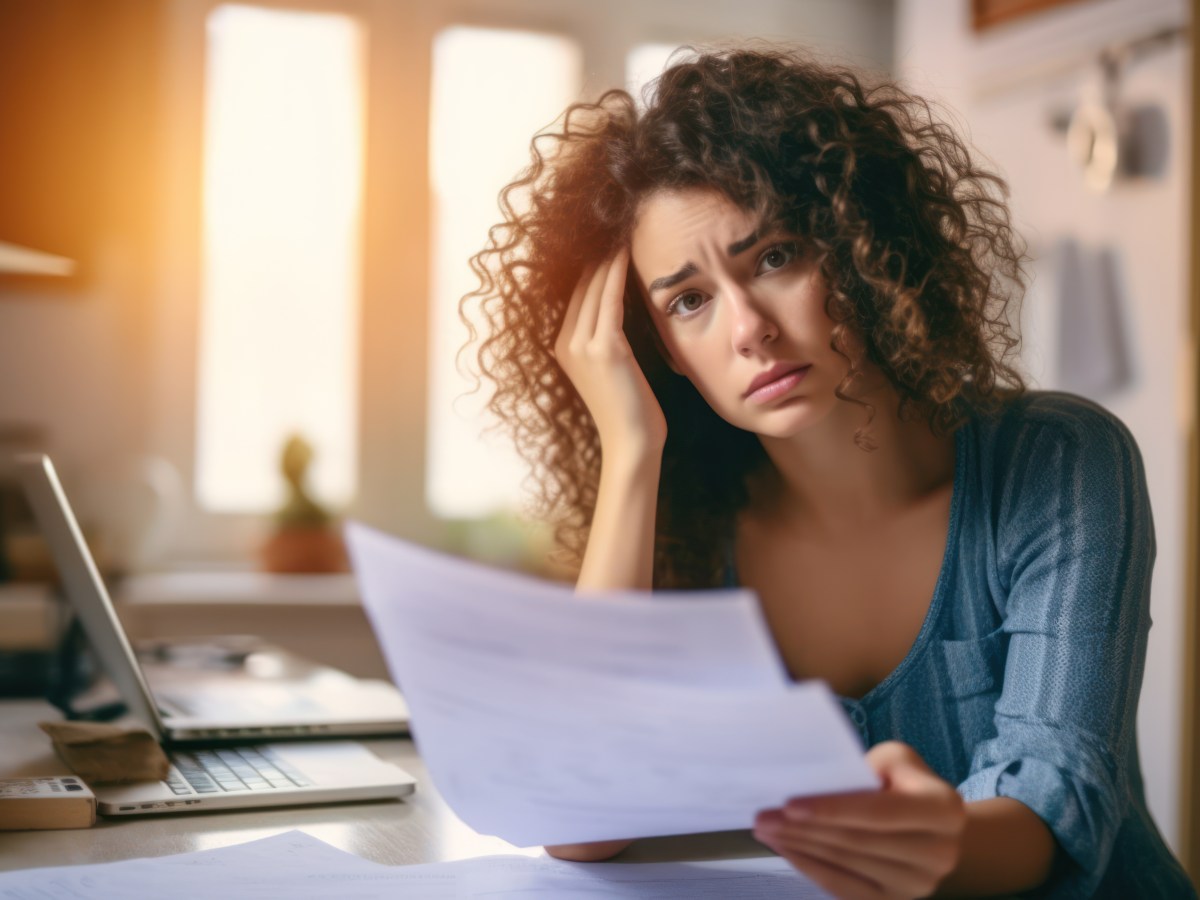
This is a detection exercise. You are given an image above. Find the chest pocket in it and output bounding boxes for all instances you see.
[940,627,1007,699]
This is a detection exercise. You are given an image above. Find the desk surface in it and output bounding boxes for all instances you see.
[0,700,768,873]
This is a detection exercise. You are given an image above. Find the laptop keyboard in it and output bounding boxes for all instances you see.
[166,747,313,795]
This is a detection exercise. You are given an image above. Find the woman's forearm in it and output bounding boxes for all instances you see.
[575,448,663,591]
[935,797,1056,896]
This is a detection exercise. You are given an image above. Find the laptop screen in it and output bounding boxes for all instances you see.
[15,454,169,737]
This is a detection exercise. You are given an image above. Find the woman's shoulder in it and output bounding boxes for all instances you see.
[970,389,1140,460]
[964,390,1148,517]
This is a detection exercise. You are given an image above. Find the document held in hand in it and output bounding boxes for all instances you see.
[346,522,878,847]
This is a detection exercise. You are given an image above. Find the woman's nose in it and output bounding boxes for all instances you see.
[729,286,779,356]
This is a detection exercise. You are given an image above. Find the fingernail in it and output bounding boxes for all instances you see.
[783,803,812,820]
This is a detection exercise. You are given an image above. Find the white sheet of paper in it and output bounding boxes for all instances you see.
[453,852,832,898]
[345,523,878,847]
[0,832,399,900]
[346,521,790,690]
[0,831,833,899]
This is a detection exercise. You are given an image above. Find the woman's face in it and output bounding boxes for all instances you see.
[630,188,852,440]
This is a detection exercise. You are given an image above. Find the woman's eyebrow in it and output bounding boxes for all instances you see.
[648,262,699,294]
[646,231,761,295]
[726,231,760,256]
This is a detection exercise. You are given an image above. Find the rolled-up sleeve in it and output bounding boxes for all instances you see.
[957,397,1153,894]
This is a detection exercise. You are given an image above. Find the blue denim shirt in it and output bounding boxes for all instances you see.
[730,392,1194,898]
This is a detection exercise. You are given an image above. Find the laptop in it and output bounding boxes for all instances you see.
[15,453,416,815]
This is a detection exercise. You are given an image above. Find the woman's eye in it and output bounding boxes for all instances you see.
[667,291,707,318]
[756,242,798,274]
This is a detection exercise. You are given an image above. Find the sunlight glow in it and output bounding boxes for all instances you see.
[197,5,363,512]
[427,27,581,519]
[626,43,683,107]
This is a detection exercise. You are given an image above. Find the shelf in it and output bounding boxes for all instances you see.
[117,572,360,607]
[0,241,75,277]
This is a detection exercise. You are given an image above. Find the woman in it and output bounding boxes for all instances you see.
[461,46,1194,898]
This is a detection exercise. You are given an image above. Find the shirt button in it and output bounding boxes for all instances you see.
[846,703,870,742]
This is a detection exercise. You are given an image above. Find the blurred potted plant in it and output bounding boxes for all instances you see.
[259,434,347,574]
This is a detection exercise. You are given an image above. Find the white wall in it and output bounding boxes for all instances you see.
[896,0,1191,852]
[0,239,154,557]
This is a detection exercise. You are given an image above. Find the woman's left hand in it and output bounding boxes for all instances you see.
[753,741,966,899]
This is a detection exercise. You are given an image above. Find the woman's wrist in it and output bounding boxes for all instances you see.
[599,448,663,486]
[935,797,1055,896]
[599,431,665,475]
[577,441,662,592]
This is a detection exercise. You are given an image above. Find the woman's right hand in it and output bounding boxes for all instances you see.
[554,248,667,460]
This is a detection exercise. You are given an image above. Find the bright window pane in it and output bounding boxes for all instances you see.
[427,27,582,519]
[197,5,363,512]
[626,43,681,105]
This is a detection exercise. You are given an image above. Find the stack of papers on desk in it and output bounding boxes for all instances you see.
[0,831,834,898]
[346,523,877,847]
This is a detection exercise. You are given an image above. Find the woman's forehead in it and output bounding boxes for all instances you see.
[631,189,760,263]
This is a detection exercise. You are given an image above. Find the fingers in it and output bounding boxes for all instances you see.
[598,247,630,335]
[555,264,594,358]
[866,741,938,789]
[754,743,966,898]
[780,790,960,834]
[760,841,890,900]
[758,812,958,869]
[556,249,629,357]
[782,746,962,834]
[549,246,665,451]
[763,832,939,900]
[576,254,614,344]
[755,812,957,897]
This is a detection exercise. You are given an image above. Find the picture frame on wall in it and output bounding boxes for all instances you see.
[971,0,1090,31]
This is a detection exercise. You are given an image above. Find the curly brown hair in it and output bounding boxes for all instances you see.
[461,45,1026,588]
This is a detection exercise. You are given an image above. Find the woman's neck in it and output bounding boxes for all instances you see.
[752,386,957,536]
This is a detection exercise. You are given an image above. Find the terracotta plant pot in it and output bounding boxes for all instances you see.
[259,526,348,574]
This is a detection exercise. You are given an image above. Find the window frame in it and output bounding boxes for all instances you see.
[151,0,438,563]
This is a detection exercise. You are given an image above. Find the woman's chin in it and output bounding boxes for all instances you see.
[730,396,828,439]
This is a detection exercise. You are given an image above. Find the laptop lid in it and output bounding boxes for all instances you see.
[14,454,409,743]
[14,454,170,739]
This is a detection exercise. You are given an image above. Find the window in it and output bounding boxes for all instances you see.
[196,4,364,513]
[426,26,582,519]
[626,43,682,105]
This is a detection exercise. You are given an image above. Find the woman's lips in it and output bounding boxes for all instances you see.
[745,365,811,404]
